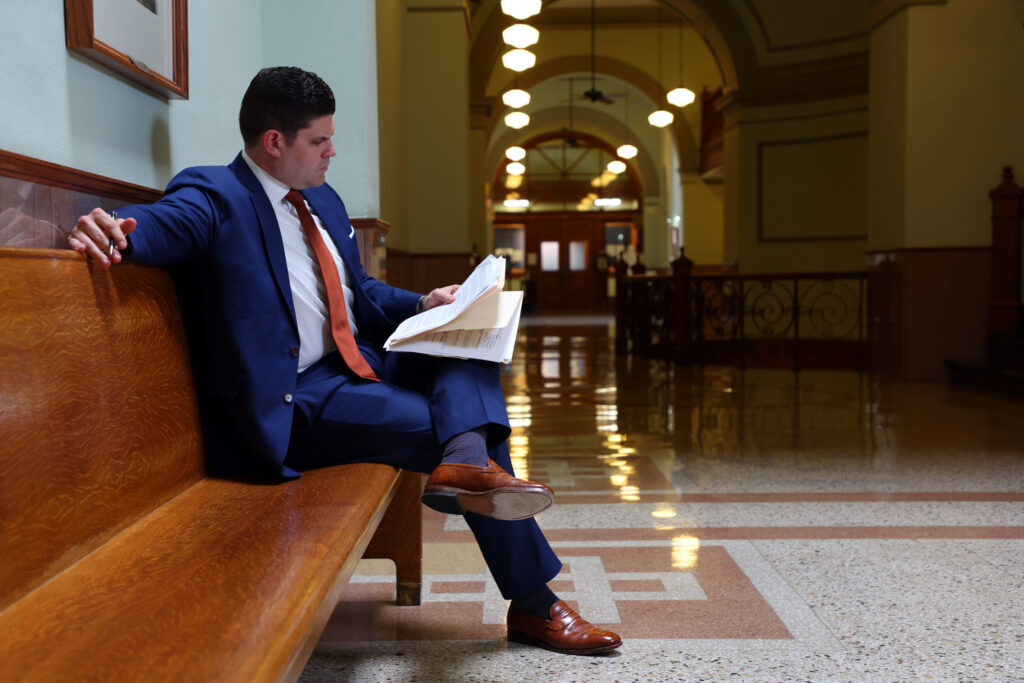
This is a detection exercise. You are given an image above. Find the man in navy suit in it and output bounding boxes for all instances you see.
[68,67,621,655]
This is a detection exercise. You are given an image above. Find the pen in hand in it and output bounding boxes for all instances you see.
[108,211,117,257]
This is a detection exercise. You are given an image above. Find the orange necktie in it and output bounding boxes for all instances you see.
[285,190,379,382]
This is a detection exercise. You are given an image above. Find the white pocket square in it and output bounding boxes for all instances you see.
[348,225,355,238]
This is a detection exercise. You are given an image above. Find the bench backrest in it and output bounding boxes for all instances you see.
[0,247,204,611]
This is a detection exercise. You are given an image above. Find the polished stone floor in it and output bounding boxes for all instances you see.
[301,314,1024,682]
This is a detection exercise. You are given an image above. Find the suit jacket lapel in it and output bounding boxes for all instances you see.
[302,191,360,278]
[228,154,298,330]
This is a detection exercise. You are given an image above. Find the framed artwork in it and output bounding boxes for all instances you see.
[65,0,189,99]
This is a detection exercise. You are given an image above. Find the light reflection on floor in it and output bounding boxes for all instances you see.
[302,313,1024,682]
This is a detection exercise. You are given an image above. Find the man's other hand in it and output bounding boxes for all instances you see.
[67,208,137,268]
[423,285,460,311]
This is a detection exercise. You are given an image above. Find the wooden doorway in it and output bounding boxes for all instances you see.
[496,212,640,312]
[533,216,593,310]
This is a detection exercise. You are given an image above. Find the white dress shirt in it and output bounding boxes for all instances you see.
[242,151,360,372]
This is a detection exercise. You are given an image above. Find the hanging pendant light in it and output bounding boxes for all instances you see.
[617,91,638,159]
[504,111,530,129]
[501,0,541,21]
[607,160,627,174]
[648,110,674,127]
[502,89,531,108]
[506,161,526,176]
[649,7,673,128]
[667,22,694,108]
[505,146,526,161]
[502,24,539,49]
[667,88,695,107]
[502,49,536,72]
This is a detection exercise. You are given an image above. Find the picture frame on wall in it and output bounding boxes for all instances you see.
[65,0,188,99]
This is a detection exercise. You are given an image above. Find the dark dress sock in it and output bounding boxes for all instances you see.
[511,584,559,619]
[441,426,489,467]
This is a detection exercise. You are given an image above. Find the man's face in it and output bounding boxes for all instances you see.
[276,115,336,189]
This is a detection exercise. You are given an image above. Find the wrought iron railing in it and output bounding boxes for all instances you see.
[615,261,867,371]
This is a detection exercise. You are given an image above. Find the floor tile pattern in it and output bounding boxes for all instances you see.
[301,314,1024,682]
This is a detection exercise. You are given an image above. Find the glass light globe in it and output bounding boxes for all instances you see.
[607,160,627,174]
[502,89,531,109]
[502,24,539,49]
[648,110,674,127]
[505,145,526,161]
[506,161,526,176]
[500,0,541,21]
[504,111,530,129]
[501,49,536,72]
[616,144,638,159]
[667,87,696,107]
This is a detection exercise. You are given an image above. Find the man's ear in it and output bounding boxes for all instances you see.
[262,129,286,159]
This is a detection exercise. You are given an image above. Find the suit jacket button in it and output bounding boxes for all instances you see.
[289,346,299,357]
[283,393,294,404]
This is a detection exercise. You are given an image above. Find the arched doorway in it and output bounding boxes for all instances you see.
[491,131,643,312]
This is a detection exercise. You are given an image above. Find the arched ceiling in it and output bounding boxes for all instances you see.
[468,0,869,148]
[467,0,869,211]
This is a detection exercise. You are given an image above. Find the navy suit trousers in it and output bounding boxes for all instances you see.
[284,345,562,600]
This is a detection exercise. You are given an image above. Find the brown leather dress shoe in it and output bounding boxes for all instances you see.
[507,601,622,655]
[421,459,554,520]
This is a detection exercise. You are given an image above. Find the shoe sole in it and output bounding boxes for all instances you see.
[421,487,553,520]
[507,630,622,655]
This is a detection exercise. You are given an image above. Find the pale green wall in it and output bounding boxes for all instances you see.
[0,2,183,188]
[376,0,410,248]
[261,0,381,218]
[0,1,380,215]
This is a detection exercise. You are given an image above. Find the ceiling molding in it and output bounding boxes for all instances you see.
[734,0,868,53]
[869,0,948,32]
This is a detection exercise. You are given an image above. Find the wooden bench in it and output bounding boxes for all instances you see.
[0,247,422,681]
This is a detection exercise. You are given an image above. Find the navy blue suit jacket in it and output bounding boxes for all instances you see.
[120,154,421,478]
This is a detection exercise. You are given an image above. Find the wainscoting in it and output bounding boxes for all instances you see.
[385,248,475,295]
[867,246,991,380]
[0,149,388,281]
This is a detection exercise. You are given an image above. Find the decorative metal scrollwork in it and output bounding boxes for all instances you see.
[799,280,861,339]
[744,280,794,339]
[696,280,741,338]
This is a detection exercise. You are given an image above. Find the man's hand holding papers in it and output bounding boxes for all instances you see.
[384,255,524,363]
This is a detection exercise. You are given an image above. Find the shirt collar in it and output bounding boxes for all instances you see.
[241,149,292,206]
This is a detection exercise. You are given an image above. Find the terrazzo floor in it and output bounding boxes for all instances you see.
[300,314,1024,682]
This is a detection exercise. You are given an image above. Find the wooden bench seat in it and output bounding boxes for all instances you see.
[0,248,421,681]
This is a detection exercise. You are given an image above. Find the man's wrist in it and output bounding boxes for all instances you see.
[416,294,427,314]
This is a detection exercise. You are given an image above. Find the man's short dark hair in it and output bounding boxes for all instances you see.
[239,67,336,148]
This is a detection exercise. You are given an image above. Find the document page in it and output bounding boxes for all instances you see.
[386,291,523,363]
[385,255,505,347]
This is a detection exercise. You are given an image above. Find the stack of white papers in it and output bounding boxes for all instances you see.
[384,255,524,364]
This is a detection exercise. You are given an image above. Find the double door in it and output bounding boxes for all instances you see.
[530,217,595,311]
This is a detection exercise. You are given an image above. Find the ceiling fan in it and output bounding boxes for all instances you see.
[581,0,623,105]
[564,77,581,148]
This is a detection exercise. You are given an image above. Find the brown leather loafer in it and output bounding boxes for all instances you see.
[421,459,554,520]
[507,601,622,655]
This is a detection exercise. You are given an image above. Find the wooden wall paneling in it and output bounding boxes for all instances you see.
[868,247,991,380]
[385,249,474,295]
[988,166,1023,336]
